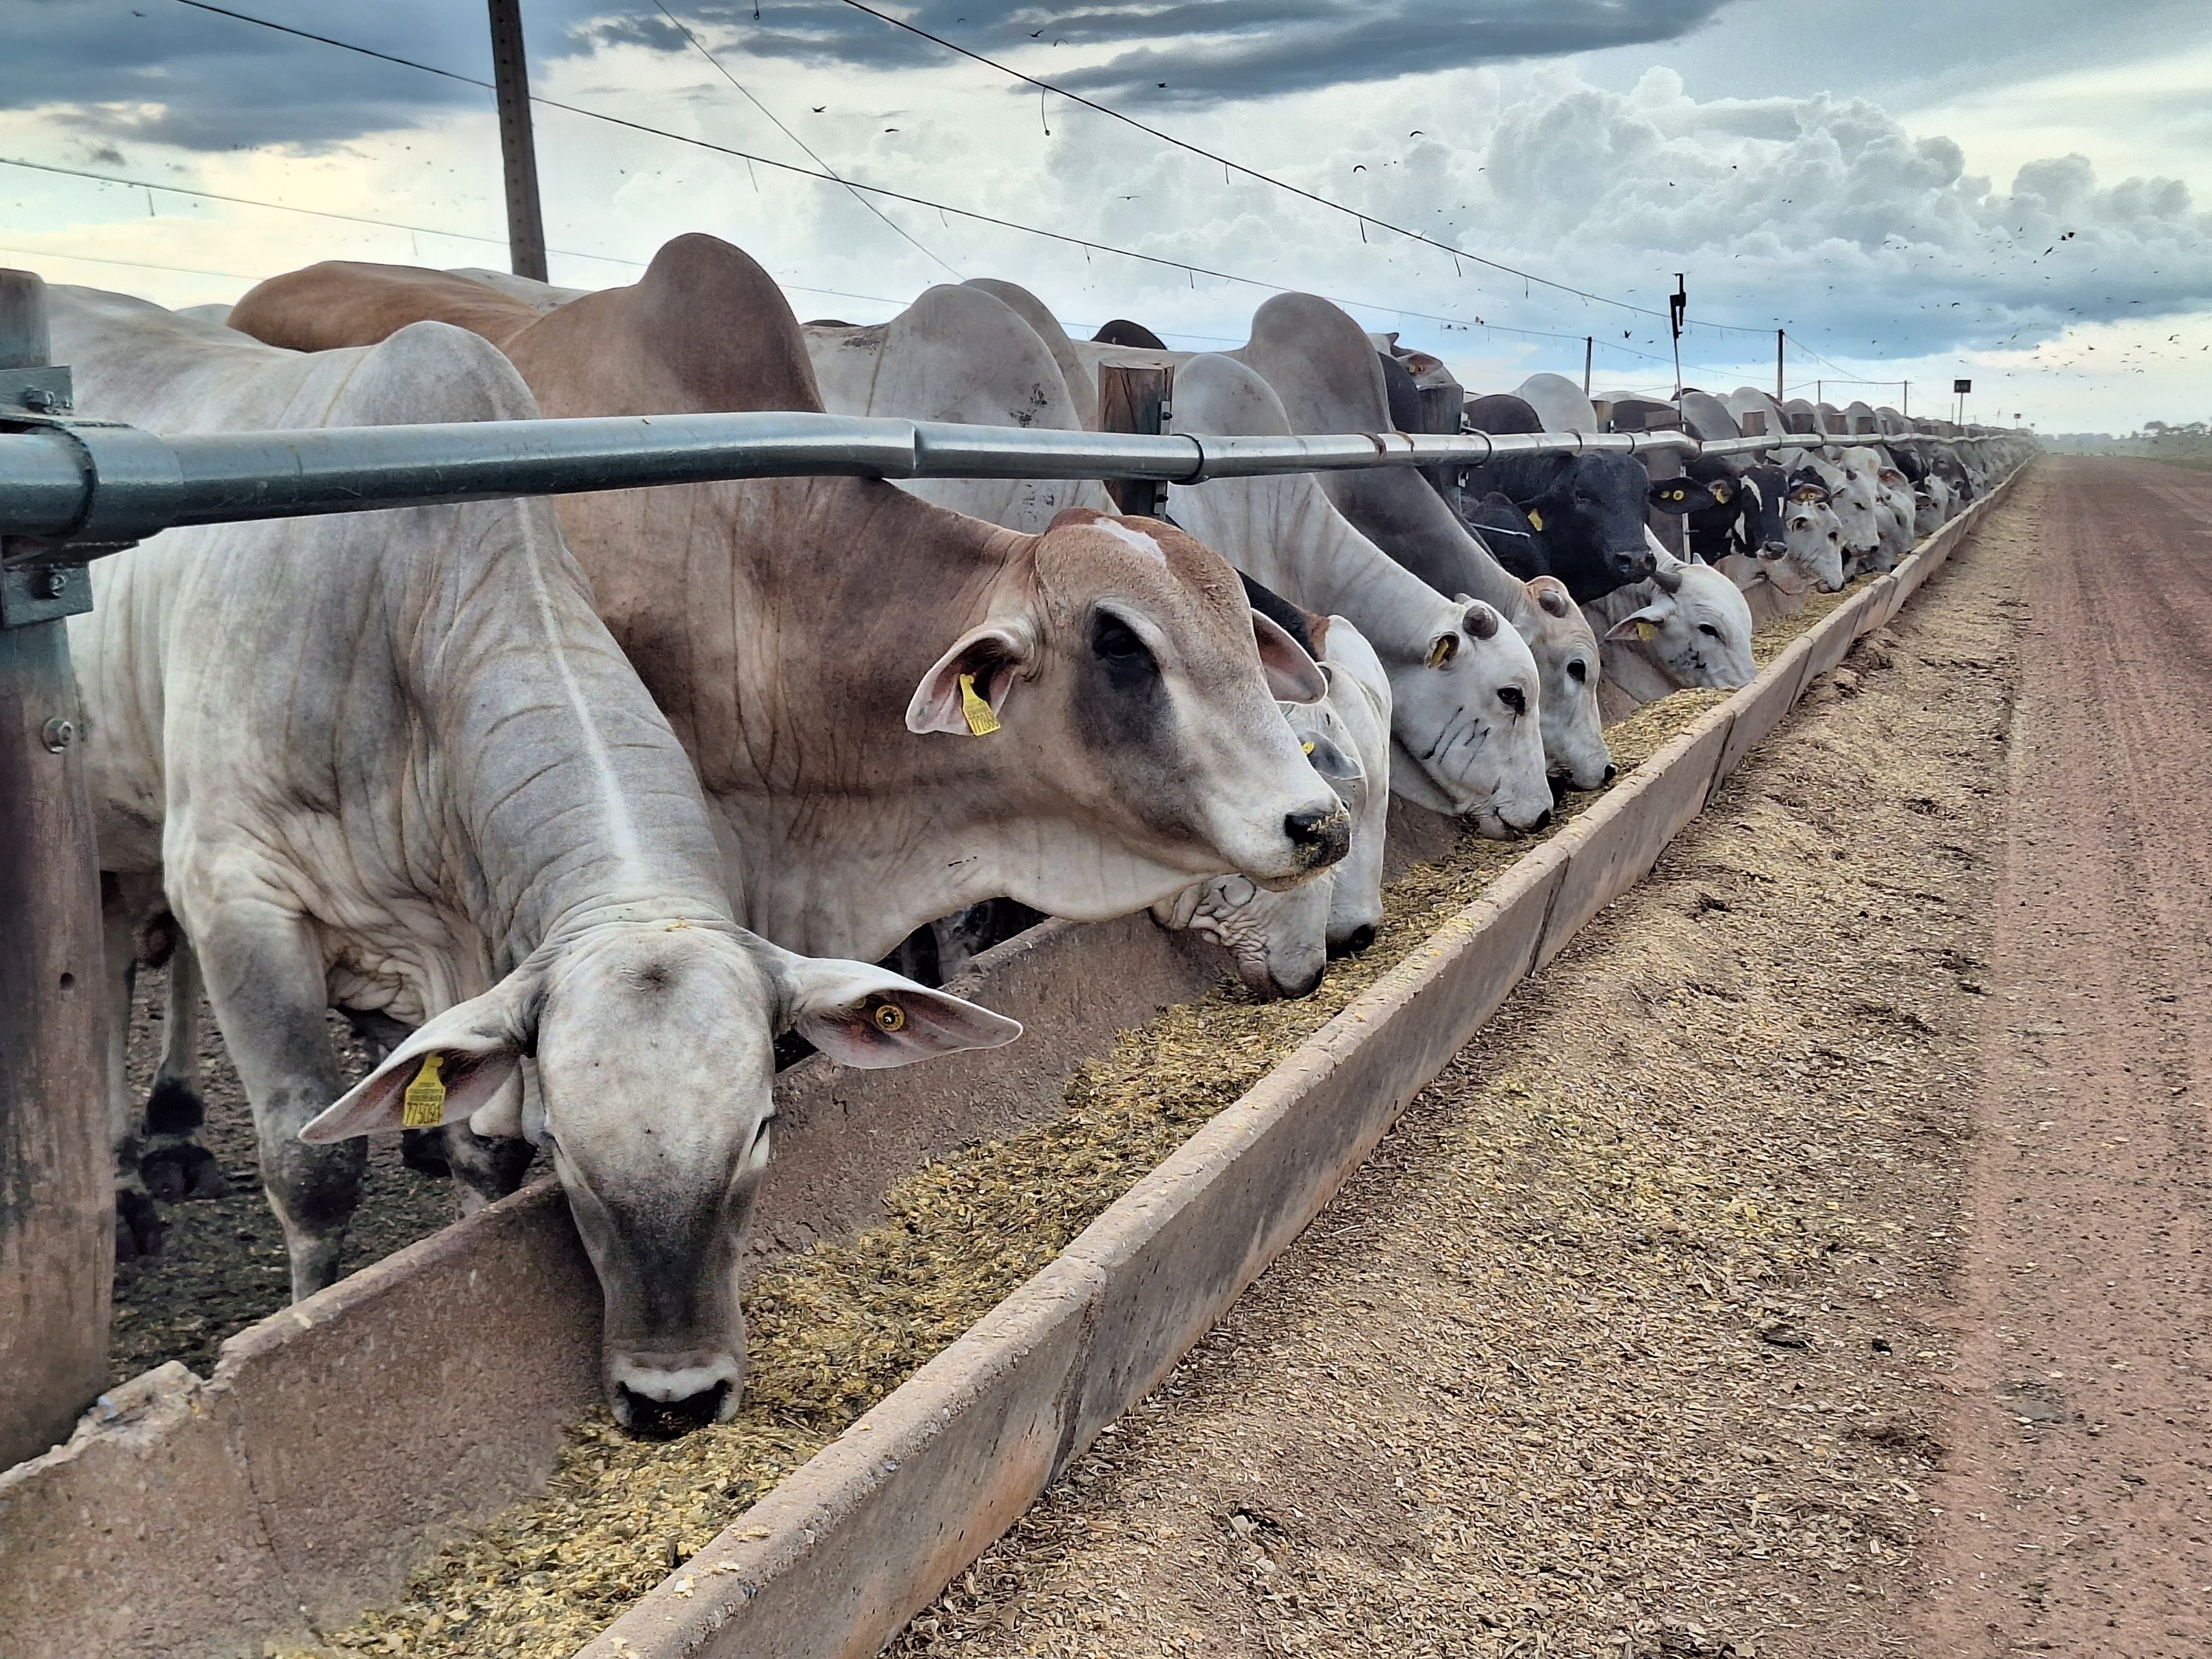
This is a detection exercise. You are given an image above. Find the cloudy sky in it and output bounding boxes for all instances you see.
[5,0,2208,430]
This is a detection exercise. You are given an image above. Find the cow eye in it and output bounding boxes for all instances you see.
[1499,686,1527,713]
[1090,611,1153,670]
[1566,658,1589,683]
[1696,623,1722,639]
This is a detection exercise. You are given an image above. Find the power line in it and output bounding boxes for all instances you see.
[646,0,961,281]
[162,1,1789,361]
[0,242,266,282]
[833,0,1785,339]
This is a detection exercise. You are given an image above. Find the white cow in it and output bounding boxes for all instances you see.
[1048,294,1612,795]
[1585,533,1758,719]
[1719,485,1846,622]
[56,286,1017,1430]
[1161,352,1554,835]
[1780,445,1885,576]
[1153,615,1393,998]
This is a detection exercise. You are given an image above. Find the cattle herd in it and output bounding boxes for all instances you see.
[48,232,2027,1438]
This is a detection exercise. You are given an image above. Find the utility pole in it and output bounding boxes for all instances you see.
[487,0,548,281]
[1902,381,1909,417]
[1775,329,1784,402]
[1583,336,1592,398]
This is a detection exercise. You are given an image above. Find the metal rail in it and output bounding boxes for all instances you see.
[0,404,2008,558]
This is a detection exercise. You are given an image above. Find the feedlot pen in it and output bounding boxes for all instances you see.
[39,459,2207,1659]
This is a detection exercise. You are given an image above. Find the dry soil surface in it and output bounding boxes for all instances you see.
[892,466,2206,1659]
[1907,458,2212,1657]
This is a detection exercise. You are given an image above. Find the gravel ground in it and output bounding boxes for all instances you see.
[888,497,2031,1659]
[108,972,464,1384]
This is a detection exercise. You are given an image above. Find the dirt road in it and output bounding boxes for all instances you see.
[1909,458,2212,1657]
[898,461,2212,1658]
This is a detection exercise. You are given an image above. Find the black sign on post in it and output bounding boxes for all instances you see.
[1953,379,1972,395]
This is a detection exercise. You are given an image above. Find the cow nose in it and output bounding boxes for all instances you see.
[1284,806,1350,867]
[1612,549,1654,583]
[1274,963,1327,1000]
[1511,807,1553,837]
[1761,540,1787,557]
[1330,923,1378,959]
[1602,762,1618,784]
[616,1381,730,1439]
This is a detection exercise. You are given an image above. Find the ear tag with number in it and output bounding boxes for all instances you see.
[401,1053,448,1128]
[957,672,1001,736]
[1634,621,1658,642]
[1525,509,1544,531]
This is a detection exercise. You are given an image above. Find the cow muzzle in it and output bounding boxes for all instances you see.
[1609,548,1656,586]
[1283,805,1352,872]
[610,1352,743,1437]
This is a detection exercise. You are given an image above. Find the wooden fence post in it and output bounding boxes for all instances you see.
[1096,363,1172,518]
[0,267,113,1469]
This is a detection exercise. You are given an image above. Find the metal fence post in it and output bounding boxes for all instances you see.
[0,267,113,1469]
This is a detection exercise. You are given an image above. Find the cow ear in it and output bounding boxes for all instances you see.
[1604,605,1670,644]
[1252,609,1326,704]
[300,979,536,1144]
[908,621,1036,737]
[774,954,1023,1069]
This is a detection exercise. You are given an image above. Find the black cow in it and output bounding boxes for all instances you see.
[1681,455,1784,563]
[1459,448,1709,602]
[1093,318,1167,349]
[1461,491,1547,581]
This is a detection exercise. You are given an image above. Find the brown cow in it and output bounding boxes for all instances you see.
[230,235,1347,964]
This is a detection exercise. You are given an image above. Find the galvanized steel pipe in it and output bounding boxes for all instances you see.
[0,406,2013,557]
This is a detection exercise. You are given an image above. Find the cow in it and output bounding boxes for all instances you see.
[54,285,1019,1432]
[1679,454,1763,564]
[1778,445,1885,576]
[229,238,1350,973]
[1223,297,1612,790]
[1002,286,1610,797]
[1715,472,1847,623]
[1160,351,1558,830]
[802,282,1115,535]
[1152,593,1393,998]
[1583,534,1759,720]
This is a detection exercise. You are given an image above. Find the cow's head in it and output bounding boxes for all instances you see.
[1382,590,1554,838]
[301,922,1018,1433]
[1515,454,1661,601]
[1782,492,1848,593]
[1523,576,1612,794]
[909,508,1349,893]
[1740,466,1791,558]
[1151,693,1365,999]
[1604,549,1758,691]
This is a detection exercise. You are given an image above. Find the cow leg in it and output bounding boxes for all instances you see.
[188,896,364,1298]
[99,878,165,1262]
[139,934,226,1203]
[441,1123,537,1215]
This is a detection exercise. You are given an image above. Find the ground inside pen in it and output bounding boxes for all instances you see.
[254,568,1899,1659]
[888,507,2028,1659]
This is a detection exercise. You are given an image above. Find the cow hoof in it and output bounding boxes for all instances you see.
[143,1076,207,1136]
[142,1142,226,1203]
[115,1191,167,1262]
[400,1127,453,1180]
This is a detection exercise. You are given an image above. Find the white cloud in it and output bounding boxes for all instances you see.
[6,27,2205,430]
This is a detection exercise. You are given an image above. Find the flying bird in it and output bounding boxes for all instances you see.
[812,105,826,112]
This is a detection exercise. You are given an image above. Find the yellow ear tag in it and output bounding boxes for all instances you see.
[1634,621,1659,642]
[1525,509,1544,531]
[1302,740,1317,755]
[401,1053,448,1128]
[872,1001,907,1033]
[957,672,1000,737]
